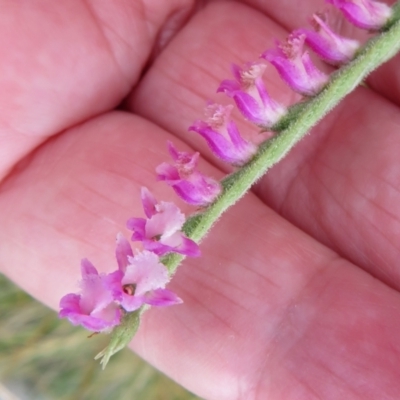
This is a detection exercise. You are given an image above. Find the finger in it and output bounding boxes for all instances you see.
[0,0,194,180]
[1,112,400,399]
[367,52,400,105]
[127,1,400,290]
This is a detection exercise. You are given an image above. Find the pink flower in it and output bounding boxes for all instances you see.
[326,0,392,31]
[156,141,222,207]
[217,63,286,128]
[189,104,258,166]
[59,259,122,332]
[261,33,329,96]
[127,187,200,257]
[294,13,360,65]
[105,234,182,312]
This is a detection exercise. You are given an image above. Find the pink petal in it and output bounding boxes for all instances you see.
[62,303,121,332]
[122,250,169,295]
[262,34,329,96]
[79,260,113,314]
[115,233,133,272]
[119,294,145,312]
[156,162,180,182]
[126,217,146,241]
[168,176,221,207]
[145,201,185,239]
[157,143,221,206]
[141,187,158,218]
[190,119,256,166]
[218,63,286,127]
[145,288,183,307]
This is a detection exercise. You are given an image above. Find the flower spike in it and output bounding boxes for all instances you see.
[217,63,286,128]
[59,259,122,332]
[156,141,222,207]
[261,33,329,97]
[189,103,258,166]
[326,0,393,31]
[127,187,200,257]
[294,13,360,65]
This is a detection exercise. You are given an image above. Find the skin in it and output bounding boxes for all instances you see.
[1,0,400,398]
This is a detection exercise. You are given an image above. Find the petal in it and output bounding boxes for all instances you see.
[169,177,221,206]
[141,187,158,218]
[176,235,201,257]
[156,162,180,182]
[160,232,201,257]
[167,140,180,161]
[301,52,330,91]
[78,260,113,314]
[59,293,121,332]
[67,305,121,332]
[262,37,329,97]
[145,201,185,239]
[122,250,169,295]
[126,217,146,241]
[140,239,177,256]
[80,258,98,277]
[119,293,145,312]
[59,293,81,315]
[102,269,124,300]
[90,303,122,329]
[115,233,133,272]
[231,63,243,82]
[226,121,258,164]
[295,27,359,65]
[232,91,269,125]
[217,79,241,95]
[190,121,246,165]
[145,288,183,307]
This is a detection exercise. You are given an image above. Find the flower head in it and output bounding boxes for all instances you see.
[127,187,200,257]
[217,63,286,128]
[261,33,329,96]
[105,234,182,312]
[59,259,122,332]
[156,141,222,207]
[189,103,258,166]
[294,13,360,65]
[326,0,392,31]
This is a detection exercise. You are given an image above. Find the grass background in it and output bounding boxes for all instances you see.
[0,274,202,400]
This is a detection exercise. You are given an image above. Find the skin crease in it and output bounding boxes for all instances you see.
[1,0,400,399]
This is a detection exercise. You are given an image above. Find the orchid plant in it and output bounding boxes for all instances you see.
[59,0,400,368]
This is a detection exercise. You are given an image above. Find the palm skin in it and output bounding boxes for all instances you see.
[1,0,400,399]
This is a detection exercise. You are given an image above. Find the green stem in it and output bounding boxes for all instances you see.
[100,4,400,366]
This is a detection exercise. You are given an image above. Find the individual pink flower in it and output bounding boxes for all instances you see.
[105,234,182,312]
[326,0,392,31]
[217,62,286,127]
[189,103,258,166]
[59,259,122,332]
[127,187,200,257]
[261,33,329,96]
[156,141,222,207]
[294,13,360,65]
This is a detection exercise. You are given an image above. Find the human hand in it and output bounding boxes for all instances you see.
[1,1,400,399]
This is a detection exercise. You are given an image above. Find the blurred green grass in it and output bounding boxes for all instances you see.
[0,274,202,400]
